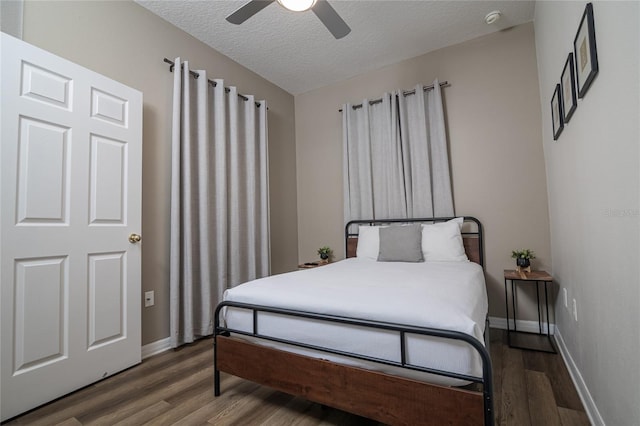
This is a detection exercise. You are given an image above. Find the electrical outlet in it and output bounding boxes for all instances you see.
[572,298,578,321]
[144,291,155,308]
[563,288,568,309]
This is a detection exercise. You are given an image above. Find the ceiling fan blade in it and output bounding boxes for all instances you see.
[226,0,275,25]
[312,0,351,39]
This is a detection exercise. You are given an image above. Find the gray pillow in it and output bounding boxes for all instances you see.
[377,224,424,262]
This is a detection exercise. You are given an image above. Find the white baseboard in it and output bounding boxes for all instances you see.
[141,337,172,360]
[554,328,604,426]
[489,316,555,335]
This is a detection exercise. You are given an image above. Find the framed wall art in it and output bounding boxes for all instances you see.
[574,2,599,98]
[551,84,564,141]
[561,53,577,123]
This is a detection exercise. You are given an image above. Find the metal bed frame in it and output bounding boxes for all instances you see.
[345,216,484,266]
[214,216,493,425]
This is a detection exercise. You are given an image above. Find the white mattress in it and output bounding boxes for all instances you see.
[222,258,488,386]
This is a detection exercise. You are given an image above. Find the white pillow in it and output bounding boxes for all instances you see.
[356,226,382,260]
[421,217,468,262]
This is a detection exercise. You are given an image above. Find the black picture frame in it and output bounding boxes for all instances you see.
[573,2,599,98]
[551,84,564,141]
[561,53,577,123]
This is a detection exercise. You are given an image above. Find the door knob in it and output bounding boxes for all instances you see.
[129,233,142,244]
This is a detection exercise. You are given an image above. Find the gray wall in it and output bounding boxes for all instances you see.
[294,23,552,321]
[534,2,640,424]
[21,0,299,345]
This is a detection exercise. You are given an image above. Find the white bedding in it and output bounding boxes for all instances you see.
[222,258,488,386]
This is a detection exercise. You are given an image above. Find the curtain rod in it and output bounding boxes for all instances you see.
[338,81,450,112]
[164,58,263,109]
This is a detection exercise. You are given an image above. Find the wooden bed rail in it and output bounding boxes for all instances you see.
[214,301,494,425]
[216,336,484,425]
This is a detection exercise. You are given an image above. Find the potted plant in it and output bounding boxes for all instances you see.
[511,249,536,269]
[317,246,332,262]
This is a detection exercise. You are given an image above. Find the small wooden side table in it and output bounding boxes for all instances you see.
[298,260,329,270]
[504,269,556,353]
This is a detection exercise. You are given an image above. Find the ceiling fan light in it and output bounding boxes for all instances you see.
[277,0,317,12]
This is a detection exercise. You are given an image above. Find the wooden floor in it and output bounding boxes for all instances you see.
[4,329,590,426]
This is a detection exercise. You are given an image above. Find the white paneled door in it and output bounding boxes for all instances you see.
[0,33,142,421]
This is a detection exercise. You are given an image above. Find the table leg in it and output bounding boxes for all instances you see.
[511,280,517,332]
[536,280,542,334]
[504,278,510,343]
[544,281,550,336]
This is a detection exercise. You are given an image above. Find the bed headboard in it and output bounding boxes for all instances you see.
[344,216,484,268]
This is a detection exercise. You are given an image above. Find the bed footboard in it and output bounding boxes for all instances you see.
[214,301,494,425]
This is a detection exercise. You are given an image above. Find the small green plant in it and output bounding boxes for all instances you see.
[511,249,536,260]
[317,246,332,259]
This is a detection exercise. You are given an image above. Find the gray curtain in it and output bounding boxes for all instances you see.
[170,58,270,348]
[343,79,453,224]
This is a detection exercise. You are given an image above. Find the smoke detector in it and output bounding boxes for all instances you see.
[484,10,502,25]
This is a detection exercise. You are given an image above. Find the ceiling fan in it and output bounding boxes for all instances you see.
[226,0,351,39]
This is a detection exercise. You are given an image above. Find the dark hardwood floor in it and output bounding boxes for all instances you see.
[4,329,590,425]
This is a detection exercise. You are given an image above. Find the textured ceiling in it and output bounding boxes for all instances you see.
[136,0,536,95]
